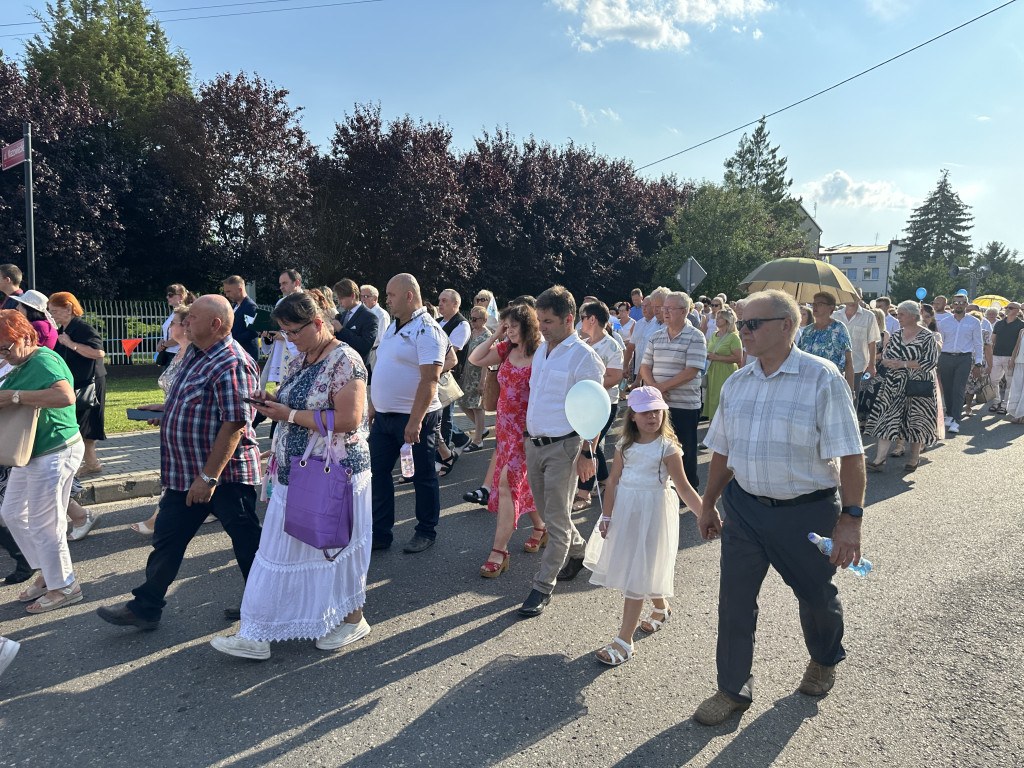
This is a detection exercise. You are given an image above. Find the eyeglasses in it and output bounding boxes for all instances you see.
[662,305,685,313]
[710,303,721,308]
[279,321,313,338]
[738,317,787,332]
[951,300,968,305]
[471,316,485,323]
[474,297,488,303]
[1008,306,1020,311]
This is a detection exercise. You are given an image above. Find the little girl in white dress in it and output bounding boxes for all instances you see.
[587,386,702,666]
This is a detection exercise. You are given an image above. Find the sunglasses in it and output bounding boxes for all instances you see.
[951,301,968,306]
[474,297,488,303]
[710,303,721,308]
[738,317,787,332]
[471,316,485,322]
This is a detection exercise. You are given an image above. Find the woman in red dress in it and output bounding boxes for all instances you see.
[468,303,544,577]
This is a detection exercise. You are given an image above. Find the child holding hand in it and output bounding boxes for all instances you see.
[588,386,702,666]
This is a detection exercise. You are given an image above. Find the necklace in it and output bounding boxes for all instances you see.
[302,335,336,368]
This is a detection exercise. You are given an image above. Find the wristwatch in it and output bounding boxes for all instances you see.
[200,472,219,487]
[841,505,863,518]
[11,390,20,404]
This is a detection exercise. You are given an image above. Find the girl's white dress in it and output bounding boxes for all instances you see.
[588,436,680,600]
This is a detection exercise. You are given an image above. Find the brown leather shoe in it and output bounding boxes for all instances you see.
[693,691,750,726]
[798,659,836,696]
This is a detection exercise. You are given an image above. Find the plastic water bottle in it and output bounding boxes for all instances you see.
[807,532,872,577]
[400,443,415,478]
[862,372,872,381]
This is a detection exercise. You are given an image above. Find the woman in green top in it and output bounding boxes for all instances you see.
[0,310,85,614]
[702,306,742,421]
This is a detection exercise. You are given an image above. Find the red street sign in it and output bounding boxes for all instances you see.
[2,139,26,171]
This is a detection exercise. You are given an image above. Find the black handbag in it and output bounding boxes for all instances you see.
[75,380,98,408]
[905,378,933,398]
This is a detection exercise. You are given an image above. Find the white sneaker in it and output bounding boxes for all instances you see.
[316,617,371,651]
[0,637,20,678]
[948,420,959,434]
[210,634,271,660]
[943,416,953,426]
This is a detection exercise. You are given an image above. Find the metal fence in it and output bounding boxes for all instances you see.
[81,299,274,366]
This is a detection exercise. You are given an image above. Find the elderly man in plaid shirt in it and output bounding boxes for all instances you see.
[692,289,866,726]
[98,295,262,630]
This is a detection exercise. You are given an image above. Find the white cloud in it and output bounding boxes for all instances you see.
[752,27,762,39]
[976,115,991,122]
[553,0,772,51]
[802,170,919,211]
[864,0,914,21]
[570,101,622,126]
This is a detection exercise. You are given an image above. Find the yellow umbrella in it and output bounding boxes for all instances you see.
[738,257,860,305]
[974,295,1009,309]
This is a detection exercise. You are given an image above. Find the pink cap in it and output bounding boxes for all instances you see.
[627,386,668,413]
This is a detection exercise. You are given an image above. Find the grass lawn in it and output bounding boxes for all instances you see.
[104,378,163,434]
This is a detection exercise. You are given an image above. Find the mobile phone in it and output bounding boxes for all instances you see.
[126,408,160,421]
[241,396,263,405]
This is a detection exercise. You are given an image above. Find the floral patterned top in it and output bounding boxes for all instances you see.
[796,320,852,369]
[274,343,369,486]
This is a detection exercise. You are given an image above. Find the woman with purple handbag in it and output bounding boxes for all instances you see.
[210,293,373,661]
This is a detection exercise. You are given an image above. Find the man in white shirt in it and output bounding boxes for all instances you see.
[875,297,899,337]
[360,284,391,370]
[517,286,605,618]
[263,269,302,385]
[627,295,655,382]
[694,289,865,726]
[369,273,453,554]
[640,291,707,491]
[935,295,984,434]
[832,301,881,388]
[437,288,472,454]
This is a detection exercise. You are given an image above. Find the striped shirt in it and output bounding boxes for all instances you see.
[160,336,262,491]
[704,346,863,499]
[641,324,707,410]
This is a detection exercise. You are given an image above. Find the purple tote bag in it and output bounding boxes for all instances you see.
[283,410,354,561]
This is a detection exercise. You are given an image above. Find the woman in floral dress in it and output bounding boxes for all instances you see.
[468,303,545,577]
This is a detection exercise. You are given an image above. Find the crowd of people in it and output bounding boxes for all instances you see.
[2,259,1022,726]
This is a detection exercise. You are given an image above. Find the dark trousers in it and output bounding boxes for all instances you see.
[716,480,845,703]
[0,521,31,577]
[668,407,700,491]
[938,352,972,422]
[438,403,464,449]
[370,410,441,546]
[579,403,618,492]
[127,483,260,622]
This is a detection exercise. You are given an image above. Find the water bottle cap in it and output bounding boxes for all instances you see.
[807,532,822,543]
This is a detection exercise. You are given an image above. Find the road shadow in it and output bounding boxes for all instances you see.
[611,692,818,768]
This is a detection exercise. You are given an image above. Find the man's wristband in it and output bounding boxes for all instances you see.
[841,505,863,518]
[581,451,595,460]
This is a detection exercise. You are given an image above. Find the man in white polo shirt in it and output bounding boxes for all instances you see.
[369,273,453,554]
[832,298,880,388]
[517,286,605,618]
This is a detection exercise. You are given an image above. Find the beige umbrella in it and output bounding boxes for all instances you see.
[738,257,860,304]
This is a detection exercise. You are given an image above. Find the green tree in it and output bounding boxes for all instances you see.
[25,0,192,138]
[723,116,793,208]
[651,182,807,298]
[899,169,973,270]
[972,241,1024,300]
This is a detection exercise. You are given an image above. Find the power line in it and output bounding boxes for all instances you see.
[0,1,307,27]
[0,0,382,38]
[636,0,1018,172]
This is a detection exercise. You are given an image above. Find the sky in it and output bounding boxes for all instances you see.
[6,0,1024,255]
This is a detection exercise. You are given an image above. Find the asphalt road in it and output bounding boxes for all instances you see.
[1,412,1022,768]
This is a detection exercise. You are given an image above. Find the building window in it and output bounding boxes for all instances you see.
[863,268,879,281]
[846,269,858,280]
[868,255,877,263]
[842,256,852,264]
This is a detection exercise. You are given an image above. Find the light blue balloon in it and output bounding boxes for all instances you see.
[565,380,611,440]
[956,288,969,296]
[915,287,927,300]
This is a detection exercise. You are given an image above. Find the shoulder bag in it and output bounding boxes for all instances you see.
[481,344,509,412]
[977,375,999,404]
[905,377,934,398]
[437,370,465,408]
[0,403,40,467]
[283,410,354,561]
[76,379,98,409]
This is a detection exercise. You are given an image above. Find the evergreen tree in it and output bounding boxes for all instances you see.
[723,116,793,207]
[25,0,192,138]
[899,169,973,270]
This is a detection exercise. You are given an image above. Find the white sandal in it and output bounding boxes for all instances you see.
[640,607,672,634]
[68,510,97,541]
[596,637,633,667]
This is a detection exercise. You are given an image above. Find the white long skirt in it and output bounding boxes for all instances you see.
[1006,364,1024,418]
[238,471,371,642]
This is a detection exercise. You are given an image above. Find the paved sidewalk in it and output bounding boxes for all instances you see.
[77,413,483,505]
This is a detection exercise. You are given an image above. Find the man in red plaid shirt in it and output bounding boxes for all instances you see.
[97,295,262,630]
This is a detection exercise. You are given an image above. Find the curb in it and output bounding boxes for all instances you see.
[76,472,162,505]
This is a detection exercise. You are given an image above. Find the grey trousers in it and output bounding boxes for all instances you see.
[937,352,972,422]
[525,437,585,595]
[716,480,846,703]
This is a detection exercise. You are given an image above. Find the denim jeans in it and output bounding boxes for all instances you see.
[370,410,441,546]
[127,483,260,622]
